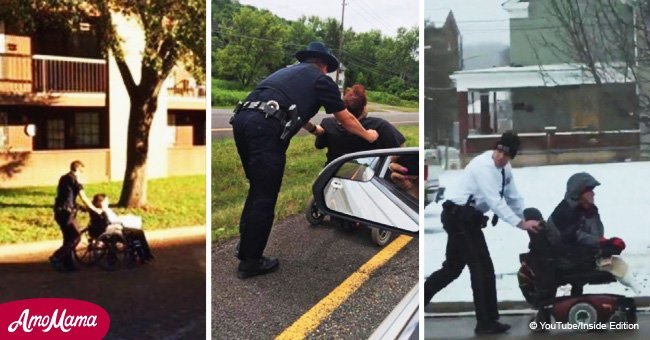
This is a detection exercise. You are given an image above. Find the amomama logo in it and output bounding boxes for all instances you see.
[0,298,110,339]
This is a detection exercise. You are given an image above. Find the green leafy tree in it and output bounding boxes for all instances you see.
[283,16,319,65]
[377,27,418,86]
[215,7,287,86]
[95,0,205,208]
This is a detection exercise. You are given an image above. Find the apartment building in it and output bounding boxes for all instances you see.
[0,14,205,187]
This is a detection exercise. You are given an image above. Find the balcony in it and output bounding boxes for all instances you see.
[166,78,206,111]
[0,53,106,106]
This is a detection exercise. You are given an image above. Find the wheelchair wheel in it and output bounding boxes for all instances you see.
[568,302,598,329]
[74,228,100,265]
[305,197,325,226]
[371,228,392,247]
[96,233,128,271]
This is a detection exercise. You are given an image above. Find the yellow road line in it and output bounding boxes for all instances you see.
[212,128,232,132]
[275,235,413,340]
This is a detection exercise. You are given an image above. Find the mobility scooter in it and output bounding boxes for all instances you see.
[517,208,637,331]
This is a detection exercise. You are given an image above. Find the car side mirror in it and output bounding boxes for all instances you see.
[312,147,419,237]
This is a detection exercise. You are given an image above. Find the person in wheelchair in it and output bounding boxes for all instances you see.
[521,172,639,306]
[89,194,154,262]
[315,84,405,164]
[309,84,406,236]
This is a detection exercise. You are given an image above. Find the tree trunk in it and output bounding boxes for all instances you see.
[118,92,158,208]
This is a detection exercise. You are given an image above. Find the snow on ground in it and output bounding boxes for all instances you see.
[424,161,650,303]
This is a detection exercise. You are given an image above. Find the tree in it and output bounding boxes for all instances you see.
[94,1,205,208]
[1,1,205,207]
[214,7,287,86]
[539,0,638,110]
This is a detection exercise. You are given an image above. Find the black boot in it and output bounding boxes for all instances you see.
[237,256,279,279]
[475,321,511,335]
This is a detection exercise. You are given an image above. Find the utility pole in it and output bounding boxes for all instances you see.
[335,0,347,89]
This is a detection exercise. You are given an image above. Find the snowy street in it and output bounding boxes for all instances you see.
[424,161,650,303]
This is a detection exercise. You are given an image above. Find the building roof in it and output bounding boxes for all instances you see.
[450,62,635,91]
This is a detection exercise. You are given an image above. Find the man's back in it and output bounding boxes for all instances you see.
[316,117,405,163]
[246,63,341,123]
[54,172,81,210]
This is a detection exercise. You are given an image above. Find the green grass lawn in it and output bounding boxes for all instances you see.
[0,175,205,244]
[212,125,418,241]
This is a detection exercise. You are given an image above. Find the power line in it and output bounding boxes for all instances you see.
[214,28,417,84]
[355,0,398,32]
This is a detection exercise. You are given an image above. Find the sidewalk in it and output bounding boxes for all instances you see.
[0,225,206,262]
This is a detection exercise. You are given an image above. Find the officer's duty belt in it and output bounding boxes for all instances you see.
[238,100,287,122]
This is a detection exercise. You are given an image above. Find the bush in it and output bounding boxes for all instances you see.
[212,78,251,107]
[212,78,250,91]
[367,90,403,106]
[399,88,418,101]
[212,89,249,107]
[367,90,417,108]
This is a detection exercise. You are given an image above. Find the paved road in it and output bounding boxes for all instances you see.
[425,313,650,339]
[0,237,206,339]
[211,108,419,139]
[212,214,418,339]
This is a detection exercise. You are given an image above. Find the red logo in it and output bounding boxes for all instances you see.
[0,298,110,339]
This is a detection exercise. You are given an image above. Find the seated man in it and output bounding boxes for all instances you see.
[89,193,154,262]
[544,172,638,294]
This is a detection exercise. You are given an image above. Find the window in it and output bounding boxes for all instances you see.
[74,112,100,147]
[46,119,65,149]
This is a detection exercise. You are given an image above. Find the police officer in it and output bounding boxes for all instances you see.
[231,42,379,279]
[50,160,100,272]
[424,131,541,334]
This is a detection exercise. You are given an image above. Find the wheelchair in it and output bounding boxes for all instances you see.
[74,223,146,271]
[518,208,637,332]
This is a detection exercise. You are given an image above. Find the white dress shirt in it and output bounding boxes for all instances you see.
[445,150,525,228]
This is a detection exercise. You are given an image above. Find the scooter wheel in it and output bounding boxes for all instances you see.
[609,311,627,323]
[305,197,325,226]
[371,228,392,247]
[568,302,598,328]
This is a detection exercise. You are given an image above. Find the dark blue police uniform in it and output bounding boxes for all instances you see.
[51,172,83,270]
[232,62,345,264]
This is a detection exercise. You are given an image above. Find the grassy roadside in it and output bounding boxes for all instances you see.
[211,79,419,111]
[0,175,205,244]
[212,125,418,241]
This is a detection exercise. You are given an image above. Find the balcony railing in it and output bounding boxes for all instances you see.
[0,53,107,94]
[33,55,107,93]
[167,79,206,98]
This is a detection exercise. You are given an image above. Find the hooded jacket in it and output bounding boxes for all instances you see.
[544,173,604,268]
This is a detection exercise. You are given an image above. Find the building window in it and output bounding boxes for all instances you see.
[46,119,65,149]
[75,112,100,147]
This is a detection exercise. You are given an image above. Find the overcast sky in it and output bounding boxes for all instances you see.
[237,0,419,37]
[425,0,510,45]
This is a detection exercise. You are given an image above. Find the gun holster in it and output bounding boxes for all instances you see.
[229,101,244,125]
[280,104,301,141]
